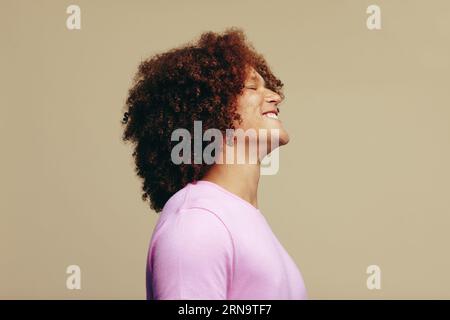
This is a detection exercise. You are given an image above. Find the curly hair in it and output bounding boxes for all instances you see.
[121,27,284,213]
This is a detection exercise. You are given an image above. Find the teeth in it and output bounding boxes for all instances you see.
[264,112,279,119]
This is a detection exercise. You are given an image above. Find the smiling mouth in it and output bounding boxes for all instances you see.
[263,112,279,120]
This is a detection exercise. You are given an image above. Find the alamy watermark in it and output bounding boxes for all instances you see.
[366,264,381,290]
[170,121,281,175]
[66,264,81,290]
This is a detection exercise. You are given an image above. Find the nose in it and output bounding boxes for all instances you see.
[265,89,282,106]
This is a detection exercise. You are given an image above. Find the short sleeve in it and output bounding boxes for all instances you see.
[148,207,234,300]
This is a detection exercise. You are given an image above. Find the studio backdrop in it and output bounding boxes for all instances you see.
[1,0,450,299]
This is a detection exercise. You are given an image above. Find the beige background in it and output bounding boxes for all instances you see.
[1,0,450,299]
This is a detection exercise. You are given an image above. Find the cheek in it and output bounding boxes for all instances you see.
[235,95,263,127]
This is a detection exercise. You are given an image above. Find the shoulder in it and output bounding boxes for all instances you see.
[162,182,231,219]
[176,207,231,242]
[155,206,234,253]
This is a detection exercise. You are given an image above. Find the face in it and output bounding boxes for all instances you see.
[233,67,290,155]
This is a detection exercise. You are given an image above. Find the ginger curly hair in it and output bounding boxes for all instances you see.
[121,28,284,213]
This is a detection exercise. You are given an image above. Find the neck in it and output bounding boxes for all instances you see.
[201,162,260,209]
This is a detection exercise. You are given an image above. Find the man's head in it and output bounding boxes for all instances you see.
[122,28,286,212]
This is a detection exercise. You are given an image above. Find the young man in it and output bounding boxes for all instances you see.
[122,28,307,300]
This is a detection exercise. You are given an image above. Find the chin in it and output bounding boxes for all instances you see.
[263,129,289,154]
[279,131,290,146]
[278,127,290,146]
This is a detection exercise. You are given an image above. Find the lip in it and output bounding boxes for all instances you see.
[262,109,281,121]
[261,108,279,116]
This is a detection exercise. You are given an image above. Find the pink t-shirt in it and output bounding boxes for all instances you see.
[146,180,308,300]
